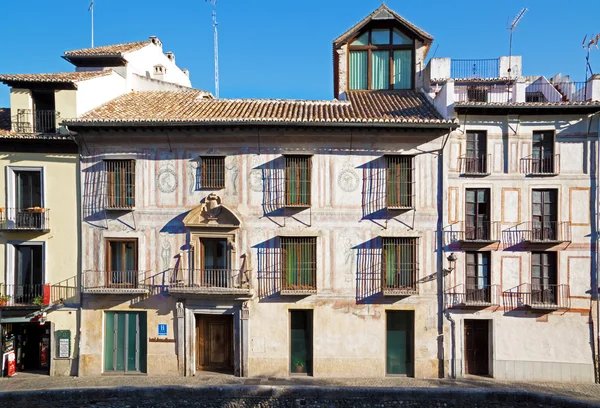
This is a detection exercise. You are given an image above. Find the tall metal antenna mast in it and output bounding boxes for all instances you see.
[582,33,600,84]
[508,8,527,80]
[206,0,219,98]
[89,0,95,47]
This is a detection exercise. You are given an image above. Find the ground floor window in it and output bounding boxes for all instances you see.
[104,312,147,373]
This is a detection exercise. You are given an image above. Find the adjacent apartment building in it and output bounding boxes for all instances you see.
[0,36,193,376]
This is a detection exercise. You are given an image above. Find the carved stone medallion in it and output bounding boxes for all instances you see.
[157,167,178,193]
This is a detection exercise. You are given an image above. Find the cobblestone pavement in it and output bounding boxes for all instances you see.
[0,374,599,405]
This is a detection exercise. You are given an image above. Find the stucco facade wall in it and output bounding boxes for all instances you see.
[443,114,597,383]
[79,129,447,377]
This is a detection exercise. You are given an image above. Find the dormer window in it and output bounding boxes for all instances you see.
[348,28,414,90]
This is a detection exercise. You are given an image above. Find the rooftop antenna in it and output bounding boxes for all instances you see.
[507,8,527,80]
[206,0,219,98]
[88,0,95,47]
[583,33,600,82]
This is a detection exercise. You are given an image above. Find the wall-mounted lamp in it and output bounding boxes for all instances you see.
[443,252,457,274]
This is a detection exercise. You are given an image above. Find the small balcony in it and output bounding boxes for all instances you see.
[503,283,570,311]
[520,155,559,176]
[14,109,60,134]
[82,270,149,294]
[525,81,588,103]
[451,58,500,79]
[0,284,51,307]
[459,154,490,176]
[0,208,50,232]
[168,268,252,297]
[504,221,572,245]
[445,284,500,308]
[444,221,501,246]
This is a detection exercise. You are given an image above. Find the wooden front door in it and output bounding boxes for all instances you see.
[464,319,489,376]
[195,314,233,372]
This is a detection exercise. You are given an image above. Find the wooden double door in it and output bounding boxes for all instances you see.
[195,314,233,373]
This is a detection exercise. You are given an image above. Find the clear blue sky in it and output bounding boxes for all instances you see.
[1,0,599,107]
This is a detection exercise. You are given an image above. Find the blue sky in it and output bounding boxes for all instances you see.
[0,0,599,107]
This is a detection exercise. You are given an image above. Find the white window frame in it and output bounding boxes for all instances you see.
[5,241,46,295]
[5,166,45,228]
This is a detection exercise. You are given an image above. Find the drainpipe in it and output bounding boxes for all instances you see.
[594,111,600,383]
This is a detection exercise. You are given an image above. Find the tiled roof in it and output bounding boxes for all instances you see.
[0,70,113,85]
[334,4,433,45]
[64,41,151,57]
[66,90,456,128]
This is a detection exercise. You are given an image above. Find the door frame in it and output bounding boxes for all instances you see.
[195,313,234,372]
[463,318,493,377]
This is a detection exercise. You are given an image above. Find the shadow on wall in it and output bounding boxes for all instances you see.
[358,157,387,221]
[82,159,107,226]
[253,237,285,302]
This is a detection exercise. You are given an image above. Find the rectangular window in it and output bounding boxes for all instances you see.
[198,238,229,288]
[371,50,390,90]
[13,244,44,304]
[465,252,490,303]
[531,131,555,173]
[281,237,316,291]
[386,156,413,208]
[105,160,135,209]
[106,239,138,287]
[285,155,311,207]
[531,252,557,305]
[196,156,225,189]
[464,131,487,174]
[382,237,418,291]
[15,170,42,209]
[532,189,557,240]
[465,188,490,240]
[104,312,147,373]
[393,50,412,89]
[349,51,368,90]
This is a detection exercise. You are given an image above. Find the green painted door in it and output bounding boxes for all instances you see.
[386,311,414,375]
[104,312,147,373]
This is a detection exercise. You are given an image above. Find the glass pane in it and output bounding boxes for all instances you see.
[466,190,476,203]
[371,50,390,90]
[393,29,413,45]
[349,51,368,90]
[351,32,368,45]
[125,243,135,272]
[127,313,137,372]
[104,312,115,371]
[477,190,487,203]
[393,50,412,89]
[372,29,390,44]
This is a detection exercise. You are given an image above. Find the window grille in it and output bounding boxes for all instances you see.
[285,156,311,207]
[386,156,414,209]
[280,237,317,291]
[382,237,418,291]
[105,160,135,209]
[196,156,225,189]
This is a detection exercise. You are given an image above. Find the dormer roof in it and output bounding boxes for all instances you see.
[333,4,433,47]
[0,70,112,87]
[64,40,151,58]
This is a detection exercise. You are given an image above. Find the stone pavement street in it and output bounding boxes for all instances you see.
[0,375,599,406]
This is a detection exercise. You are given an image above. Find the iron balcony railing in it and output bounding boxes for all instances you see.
[459,154,491,175]
[382,271,418,296]
[505,221,572,244]
[451,59,500,79]
[0,283,50,307]
[0,207,50,231]
[455,83,516,103]
[167,268,251,292]
[503,283,570,310]
[445,284,500,308]
[520,154,559,175]
[82,270,149,293]
[14,109,60,133]
[444,221,501,244]
[281,270,317,294]
[525,81,588,103]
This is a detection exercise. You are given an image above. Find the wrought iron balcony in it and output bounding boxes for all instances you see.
[444,221,501,245]
[14,109,60,134]
[520,155,559,176]
[0,284,50,307]
[0,207,50,231]
[168,268,252,296]
[445,284,500,308]
[503,283,570,311]
[82,270,149,294]
[451,59,500,79]
[458,154,490,175]
[503,221,571,245]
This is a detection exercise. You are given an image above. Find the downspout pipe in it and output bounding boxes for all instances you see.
[594,111,600,383]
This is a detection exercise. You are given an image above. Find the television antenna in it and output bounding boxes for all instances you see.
[507,8,527,79]
[582,33,600,83]
[88,0,95,47]
[206,0,219,98]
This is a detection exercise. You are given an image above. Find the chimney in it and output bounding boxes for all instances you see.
[154,64,167,81]
[165,51,175,64]
[182,69,190,77]
[149,36,162,49]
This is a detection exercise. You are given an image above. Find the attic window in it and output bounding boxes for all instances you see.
[348,28,414,90]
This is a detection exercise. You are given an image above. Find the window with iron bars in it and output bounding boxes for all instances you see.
[196,156,225,189]
[280,237,317,291]
[285,155,311,207]
[105,160,135,209]
[386,156,414,209]
[382,237,418,291]
[382,238,419,290]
